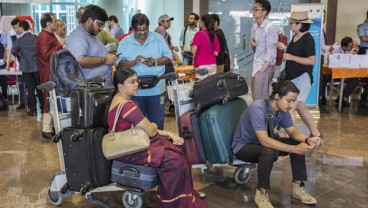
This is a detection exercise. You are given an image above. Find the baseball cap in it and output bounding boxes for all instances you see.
[157,14,174,24]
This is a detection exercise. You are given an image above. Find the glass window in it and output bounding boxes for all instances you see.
[31,0,97,35]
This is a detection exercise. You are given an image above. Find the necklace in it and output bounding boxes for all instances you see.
[118,91,130,100]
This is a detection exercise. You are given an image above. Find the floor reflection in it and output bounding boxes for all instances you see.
[0,97,367,207]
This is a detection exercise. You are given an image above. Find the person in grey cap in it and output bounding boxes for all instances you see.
[155,14,178,74]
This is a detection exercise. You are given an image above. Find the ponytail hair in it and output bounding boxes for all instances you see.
[201,14,215,44]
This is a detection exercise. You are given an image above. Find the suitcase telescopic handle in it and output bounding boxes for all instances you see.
[120,167,140,177]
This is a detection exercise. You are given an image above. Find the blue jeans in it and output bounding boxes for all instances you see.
[132,93,165,130]
[182,52,193,66]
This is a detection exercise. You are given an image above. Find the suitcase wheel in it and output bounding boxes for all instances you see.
[52,132,62,143]
[122,191,143,208]
[61,183,69,194]
[233,167,251,184]
[48,187,64,206]
[80,184,91,195]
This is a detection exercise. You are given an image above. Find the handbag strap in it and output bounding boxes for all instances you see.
[201,31,212,47]
[263,99,275,138]
[111,102,127,133]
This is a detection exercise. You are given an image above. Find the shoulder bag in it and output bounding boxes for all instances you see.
[102,102,150,160]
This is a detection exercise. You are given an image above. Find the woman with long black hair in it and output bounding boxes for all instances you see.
[191,14,220,79]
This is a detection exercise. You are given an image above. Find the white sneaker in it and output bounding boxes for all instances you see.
[291,182,317,205]
[255,189,274,208]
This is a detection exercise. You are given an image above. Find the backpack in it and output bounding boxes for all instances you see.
[50,49,88,97]
[265,24,288,66]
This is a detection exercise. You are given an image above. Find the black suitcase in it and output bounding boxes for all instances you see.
[70,87,115,128]
[62,127,112,193]
[111,160,158,190]
[191,72,248,112]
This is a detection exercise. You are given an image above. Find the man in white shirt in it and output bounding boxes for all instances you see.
[250,0,278,101]
[179,13,199,65]
[5,18,26,110]
[331,37,360,108]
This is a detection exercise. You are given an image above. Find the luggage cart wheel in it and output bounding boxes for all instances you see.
[234,167,251,184]
[60,183,69,194]
[122,191,143,208]
[48,187,64,206]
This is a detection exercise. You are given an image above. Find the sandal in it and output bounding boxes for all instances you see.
[198,191,206,198]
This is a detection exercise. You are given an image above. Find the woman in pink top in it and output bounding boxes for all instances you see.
[191,14,220,79]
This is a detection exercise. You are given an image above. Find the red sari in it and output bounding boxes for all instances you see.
[108,101,207,208]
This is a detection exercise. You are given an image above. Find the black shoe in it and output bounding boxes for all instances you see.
[319,107,329,113]
[319,96,327,106]
[27,111,37,116]
[16,103,25,110]
[42,132,55,139]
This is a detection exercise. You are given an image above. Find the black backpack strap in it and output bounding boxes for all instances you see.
[183,26,188,46]
[263,99,275,138]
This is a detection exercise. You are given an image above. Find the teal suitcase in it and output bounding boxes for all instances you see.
[199,98,247,164]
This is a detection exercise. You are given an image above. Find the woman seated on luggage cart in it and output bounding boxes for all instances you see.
[231,81,323,208]
[108,68,207,208]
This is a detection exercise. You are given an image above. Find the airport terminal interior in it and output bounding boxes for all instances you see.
[0,0,368,207]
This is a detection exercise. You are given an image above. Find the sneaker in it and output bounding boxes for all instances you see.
[291,182,316,205]
[255,189,274,208]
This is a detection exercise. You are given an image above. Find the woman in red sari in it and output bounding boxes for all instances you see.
[108,68,207,208]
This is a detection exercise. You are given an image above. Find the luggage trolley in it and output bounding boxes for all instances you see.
[167,68,255,185]
[39,82,158,208]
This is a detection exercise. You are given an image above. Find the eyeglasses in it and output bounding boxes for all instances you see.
[252,7,264,12]
[125,79,140,85]
[134,28,148,33]
[95,19,105,28]
[289,21,300,25]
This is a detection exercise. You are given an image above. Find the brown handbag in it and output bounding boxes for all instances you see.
[102,102,150,160]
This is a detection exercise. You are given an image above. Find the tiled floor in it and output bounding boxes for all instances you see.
[0,96,367,208]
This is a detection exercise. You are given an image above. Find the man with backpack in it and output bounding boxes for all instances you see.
[250,0,278,101]
[66,5,116,87]
[179,13,199,65]
[36,13,63,139]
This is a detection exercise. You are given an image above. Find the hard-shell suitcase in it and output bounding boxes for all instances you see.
[70,87,115,128]
[179,111,207,165]
[192,72,248,112]
[199,98,247,164]
[111,160,158,190]
[62,127,112,193]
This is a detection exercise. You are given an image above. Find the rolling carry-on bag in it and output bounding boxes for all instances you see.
[191,72,248,112]
[61,127,112,193]
[111,160,159,190]
[70,87,115,129]
[179,111,207,165]
[199,98,247,164]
